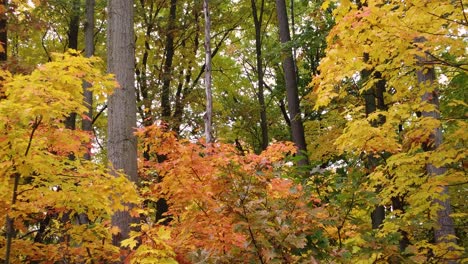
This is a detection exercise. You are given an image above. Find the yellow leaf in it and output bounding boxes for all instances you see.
[121,237,138,250]
[110,225,121,235]
[321,0,330,10]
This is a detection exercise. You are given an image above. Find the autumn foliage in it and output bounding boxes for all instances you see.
[0,53,139,263]
[0,0,466,263]
[132,125,327,263]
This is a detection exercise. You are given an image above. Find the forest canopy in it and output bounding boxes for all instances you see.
[0,0,466,263]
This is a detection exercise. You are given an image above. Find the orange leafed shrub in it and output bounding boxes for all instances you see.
[136,125,328,263]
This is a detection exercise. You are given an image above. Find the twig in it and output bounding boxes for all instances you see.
[91,105,107,125]
[5,116,42,263]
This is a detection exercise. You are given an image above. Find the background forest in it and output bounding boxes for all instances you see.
[0,0,466,263]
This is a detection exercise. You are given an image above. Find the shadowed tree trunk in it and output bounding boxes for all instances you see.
[203,0,212,143]
[64,0,80,131]
[362,71,386,230]
[416,41,457,262]
[82,0,94,161]
[72,0,95,230]
[0,0,7,62]
[275,0,308,166]
[107,0,138,250]
[251,0,268,150]
[161,0,177,121]
[360,53,387,230]
[355,0,387,234]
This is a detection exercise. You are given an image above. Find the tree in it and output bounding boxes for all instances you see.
[251,0,269,150]
[2,0,466,262]
[63,0,81,131]
[416,43,457,252]
[0,52,138,263]
[0,0,7,61]
[106,0,139,249]
[134,125,328,263]
[203,0,213,143]
[313,0,466,261]
[161,0,177,121]
[82,0,94,160]
[275,0,308,166]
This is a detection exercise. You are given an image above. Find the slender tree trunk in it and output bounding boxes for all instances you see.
[139,14,153,127]
[64,0,80,131]
[362,66,386,230]
[161,0,177,120]
[82,0,94,161]
[107,0,138,249]
[0,0,7,103]
[0,0,7,62]
[63,0,79,135]
[416,46,457,261]
[68,0,80,51]
[251,0,268,150]
[275,0,308,166]
[203,0,212,143]
[60,0,81,233]
[4,173,19,264]
[289,0,299,82]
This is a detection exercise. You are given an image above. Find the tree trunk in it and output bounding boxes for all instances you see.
[161,0,177,120]
[275,0,308,166]
[64,0,81,131]
[362,66,386,230]
[82,0,94,161]
[251,0,268,151]
[68,0,80,51]
[366,95,386,230]
[203,0,212,143]
[416,47,457,260]
[107,0,138,249]
[0,0,7,62]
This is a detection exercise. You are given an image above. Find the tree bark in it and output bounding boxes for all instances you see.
[64,0,81,131]
[361,63,387,230]
[68,0,80,51]
[416,47,457,260]
[275,0,308,166]
[251,0,268,150]
[0,0,7,62]
[161,0,177,120]
[82,0,94,161]
[107,0,138,249]
[203,0,212,143]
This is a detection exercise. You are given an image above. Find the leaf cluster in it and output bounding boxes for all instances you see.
[0,52,139,263]
[135,125,330,263]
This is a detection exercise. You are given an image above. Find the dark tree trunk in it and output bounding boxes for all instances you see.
[64,0,80,131]
[360,51,388,231]
[82,0,94,162]
[416,45,457,261]
[161,0,177,120]
[0,0,7,62]
[68,0,80,51]
[275,0,308,166]
[251,0,268,150]
[365,77,387,230]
